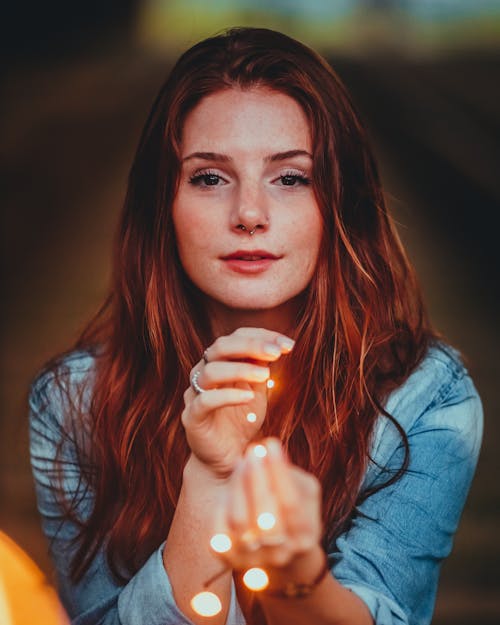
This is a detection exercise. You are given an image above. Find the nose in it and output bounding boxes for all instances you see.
[231,183,269,235]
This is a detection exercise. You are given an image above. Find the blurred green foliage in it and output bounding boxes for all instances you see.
[137,0,500,57]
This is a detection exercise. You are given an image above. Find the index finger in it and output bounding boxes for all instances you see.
[205,330,295,364]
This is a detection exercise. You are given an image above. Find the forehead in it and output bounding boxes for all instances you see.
[180,87,311,154]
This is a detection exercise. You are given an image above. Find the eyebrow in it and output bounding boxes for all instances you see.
[182,149,312,163]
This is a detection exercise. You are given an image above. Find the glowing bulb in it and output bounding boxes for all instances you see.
[243,567,269,591]
[191,591,222,616]
[266,379,275,389]
[210,533,232,553]
[253,444,267,458]
[257,512,276,530]
[246,412,257,423]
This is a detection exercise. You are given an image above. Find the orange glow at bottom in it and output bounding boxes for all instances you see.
[191,591,222,617]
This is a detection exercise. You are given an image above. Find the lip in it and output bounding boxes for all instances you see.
[220,250,281,274]
[221,250,280,260]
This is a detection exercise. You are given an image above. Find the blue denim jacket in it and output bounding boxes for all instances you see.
[29,343,483,625]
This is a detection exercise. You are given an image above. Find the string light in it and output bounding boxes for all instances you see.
[257,512,276,530]
[253,444,267,458]
[192,563,271,615]
[190,591,222,616]
[266,379,275,389]
[210,533,232,553]
[243,567,269,591]
[192,418,280,614]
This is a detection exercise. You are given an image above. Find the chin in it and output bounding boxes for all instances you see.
[224,297,284,311]
[216,288,306,314]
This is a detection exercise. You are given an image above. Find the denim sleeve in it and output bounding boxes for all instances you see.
[28,366,245,625]
[329,364,483,625]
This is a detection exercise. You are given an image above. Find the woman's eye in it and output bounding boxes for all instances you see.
[277,173,311,187]
[189,172,225,187]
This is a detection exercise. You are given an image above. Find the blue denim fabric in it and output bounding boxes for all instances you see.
[29,343,483,625]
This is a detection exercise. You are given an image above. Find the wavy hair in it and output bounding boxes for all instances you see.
[51,27,434,586]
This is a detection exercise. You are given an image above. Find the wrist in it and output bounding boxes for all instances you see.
[263,546,329,599]
[183,453,233,488]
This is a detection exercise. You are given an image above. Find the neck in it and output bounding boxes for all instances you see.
[206,298,302,338]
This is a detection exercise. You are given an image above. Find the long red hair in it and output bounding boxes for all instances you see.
[48,28,434,584]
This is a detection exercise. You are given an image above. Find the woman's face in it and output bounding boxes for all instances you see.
[173,87,323,319]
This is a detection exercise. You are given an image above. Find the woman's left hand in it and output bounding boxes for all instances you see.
[211,438,325,586]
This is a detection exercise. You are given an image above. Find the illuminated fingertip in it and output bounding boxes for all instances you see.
[210,533,232,554]
[246,412,257,423]
[277,336,295,351]
[253,444,267,458]
[243,567,269,591]
[266,379,275,389]
[257,512,276,530]
[191,591,222,616]
[266,438,282,456]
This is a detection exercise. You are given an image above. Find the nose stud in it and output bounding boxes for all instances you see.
[237,224,257,235]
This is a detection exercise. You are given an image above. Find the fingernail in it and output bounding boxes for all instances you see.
[255,367,270,381]
[263,343,281,357]
[277,336,295,351]
[266,439,282,457]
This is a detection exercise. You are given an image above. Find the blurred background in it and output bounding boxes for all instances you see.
[1,1,499,623]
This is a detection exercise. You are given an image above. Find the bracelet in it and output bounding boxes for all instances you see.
[262,552,330,599]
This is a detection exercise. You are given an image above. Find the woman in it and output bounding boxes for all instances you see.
[29,27,483,625]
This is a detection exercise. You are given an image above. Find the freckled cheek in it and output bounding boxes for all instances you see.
[288,211,322,264]
[176,232,214,267]
[299,251,320,283]
[173,205,215,257]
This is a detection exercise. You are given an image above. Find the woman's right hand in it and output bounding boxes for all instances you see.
[181,327,294,478]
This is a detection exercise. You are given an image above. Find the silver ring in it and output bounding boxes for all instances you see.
[190,370,206,394]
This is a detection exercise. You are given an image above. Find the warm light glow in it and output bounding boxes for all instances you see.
[266,379,275,389]
[191,591,222,617]
[241,529,260,551]
[253,444,267,458]
[210,533,232,553]
[246,412,257,423]
[243,567,269,591]
[257,512,276,530]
